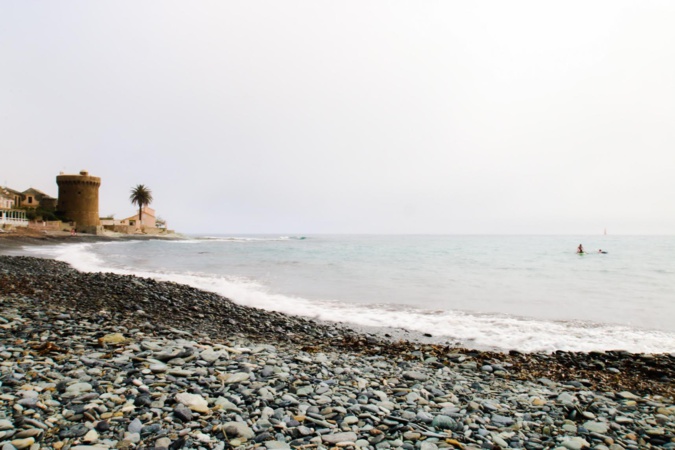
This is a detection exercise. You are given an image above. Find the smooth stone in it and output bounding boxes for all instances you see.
[173,404,193,422]
[95,421,110,432]
[402,371,427,381]
[167,369,194,377]
[194,432,211,443]
[70,446,110,450]
[9,438,33,450]
[128,418,143,434]
[214,397,241,412]
[562,424,577,433]
[491,414,514,426]
[124,432,140,443]
[199,348,225,363]
[83,429,99,444]
[656,407,673,416]
[583,421,608,433]
[343,416,359,425]
[222,372,250,383]
[296,426,313,436]
[60,424,89,438]
[322,432,358,444]
[149,363,168,373]
[431,415,457,430]
[17,398,38,408]
[406,392,420,403]
[618,391,640,400]
[12,429,41,439]
[66,383,93,396]
[99,333,127,345]
[140,341,163,351]
[222,422,255,439]
[561,437,590,450]
[557,392,577,405]
[492,435,509,448]
[175,392,209,413]
[155,438,171,448]
[0,420,13,431]
[403,431,421,440]
[296,386,313,396]
[416,411,434,424]
[265,442,291,449]
[460,362,477,370]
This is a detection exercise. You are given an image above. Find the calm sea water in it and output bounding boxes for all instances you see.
[19,235,675,353]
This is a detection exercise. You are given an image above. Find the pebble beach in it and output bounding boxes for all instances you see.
[0,253,673,450]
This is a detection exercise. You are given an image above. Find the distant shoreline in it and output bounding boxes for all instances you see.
[0,227,184,252]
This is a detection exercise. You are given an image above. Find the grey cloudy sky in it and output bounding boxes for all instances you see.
[2,1,674,234]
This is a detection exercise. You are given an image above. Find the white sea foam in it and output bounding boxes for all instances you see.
[22,242,675,354]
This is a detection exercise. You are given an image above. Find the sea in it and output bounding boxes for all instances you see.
[15,234,675,354]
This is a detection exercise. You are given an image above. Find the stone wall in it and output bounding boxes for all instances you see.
[27,220,67,231]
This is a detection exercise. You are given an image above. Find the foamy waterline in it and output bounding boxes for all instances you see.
[22,241,675,354]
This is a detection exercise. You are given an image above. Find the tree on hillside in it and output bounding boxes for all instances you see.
[129,184,153,227]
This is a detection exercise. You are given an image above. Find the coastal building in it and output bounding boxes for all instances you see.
[1,187,24,208]
[102,206,171,235]
[21,188,57,210]
[0,209,28,227]
[0,191,14,210]
[56,170,102,233]
[0,188,28,227]
[123,206,157,229]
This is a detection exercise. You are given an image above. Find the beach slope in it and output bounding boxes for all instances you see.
[0,255,673,449]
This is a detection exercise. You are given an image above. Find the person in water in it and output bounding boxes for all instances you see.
[577,244,584,254]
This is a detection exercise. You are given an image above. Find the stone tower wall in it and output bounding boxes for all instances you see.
[56,171,101,229]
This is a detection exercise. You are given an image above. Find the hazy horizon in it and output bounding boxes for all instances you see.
[2,1,674,235]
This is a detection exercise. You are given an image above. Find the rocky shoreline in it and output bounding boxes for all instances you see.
[0,256,673,449]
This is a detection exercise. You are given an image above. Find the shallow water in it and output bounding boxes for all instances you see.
[18,234,675,353]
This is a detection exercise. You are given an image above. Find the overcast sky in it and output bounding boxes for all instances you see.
[2,1,674,234]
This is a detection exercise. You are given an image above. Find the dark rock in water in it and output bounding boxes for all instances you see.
[95,420,110,432]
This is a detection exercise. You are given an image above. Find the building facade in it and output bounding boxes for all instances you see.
[0,188,28,227]
[21,188,57,210]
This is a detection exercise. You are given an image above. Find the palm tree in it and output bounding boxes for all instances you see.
[129,184,153,228]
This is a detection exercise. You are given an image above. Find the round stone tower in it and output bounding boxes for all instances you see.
[56,170,101,230]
